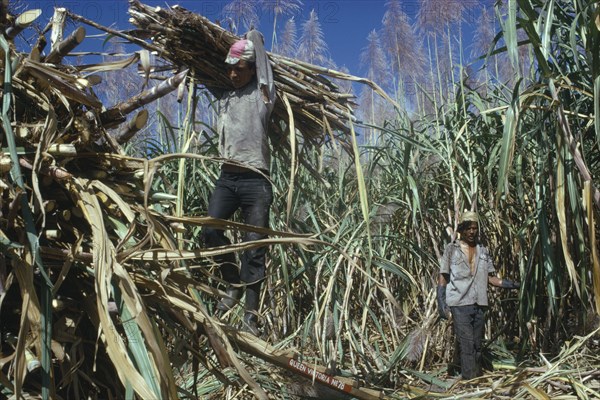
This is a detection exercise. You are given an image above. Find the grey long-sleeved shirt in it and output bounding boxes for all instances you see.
[213,30,276,172]
[440,241,496,307]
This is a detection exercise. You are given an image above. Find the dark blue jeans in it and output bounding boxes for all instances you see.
[203,170,273,286]
[451,304,485,379]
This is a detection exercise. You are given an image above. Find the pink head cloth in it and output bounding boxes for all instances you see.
[225,39,256,65]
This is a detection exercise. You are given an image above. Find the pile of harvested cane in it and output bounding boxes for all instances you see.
[0,5,188,398]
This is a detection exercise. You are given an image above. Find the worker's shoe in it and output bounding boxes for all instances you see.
[241,286,260,336]
[216,286,242,312]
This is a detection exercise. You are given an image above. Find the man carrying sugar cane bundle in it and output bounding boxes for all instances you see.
[203,29,276,336]
[436,211,520,379]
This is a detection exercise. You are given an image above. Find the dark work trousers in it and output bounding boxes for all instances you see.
[451,304,485,379]
[203,170,273,288]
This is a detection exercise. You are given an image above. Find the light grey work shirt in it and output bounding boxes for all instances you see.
[213,30,276,172]
[440,241,496,307]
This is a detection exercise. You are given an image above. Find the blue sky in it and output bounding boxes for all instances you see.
[25,1,488,76]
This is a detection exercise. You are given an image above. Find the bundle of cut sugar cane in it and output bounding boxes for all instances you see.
[126,0,392,147]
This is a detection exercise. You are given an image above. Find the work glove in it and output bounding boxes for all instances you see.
[501,279,520,289]
[436,285,451,319]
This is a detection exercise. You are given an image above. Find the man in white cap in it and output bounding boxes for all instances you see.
[437,211,519,379]
[203,30,276,336]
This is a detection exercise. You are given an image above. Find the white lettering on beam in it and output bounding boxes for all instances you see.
[287,359,349,393]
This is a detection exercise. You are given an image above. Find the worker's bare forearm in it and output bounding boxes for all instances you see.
[438,273,449,286]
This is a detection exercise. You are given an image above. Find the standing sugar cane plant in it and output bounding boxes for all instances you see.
[487,0,600,350]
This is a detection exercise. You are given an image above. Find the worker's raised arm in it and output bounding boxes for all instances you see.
[246,29,275,105]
